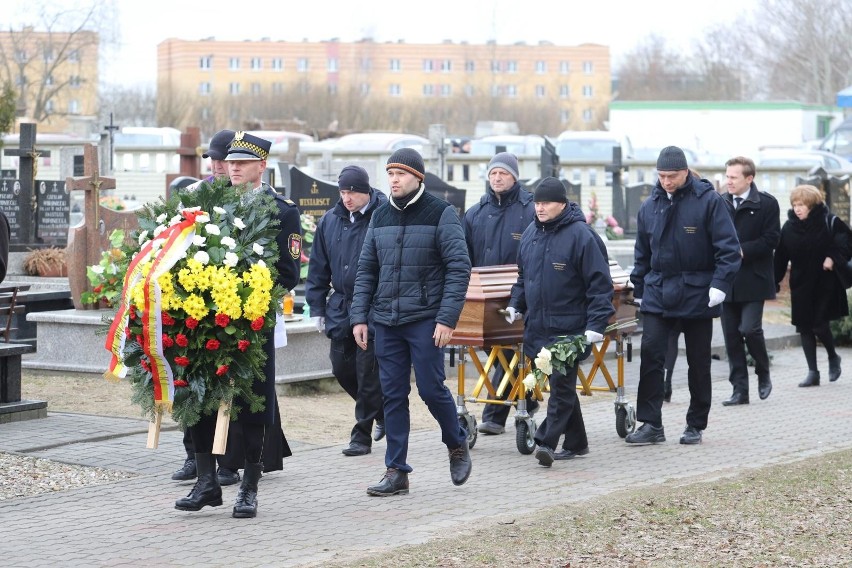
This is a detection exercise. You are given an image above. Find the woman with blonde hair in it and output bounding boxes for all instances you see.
[774,184,849,386]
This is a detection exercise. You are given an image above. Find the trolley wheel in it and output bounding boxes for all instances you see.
[615,404,636,438]
[515,420,536,455]
[460,414,477,449]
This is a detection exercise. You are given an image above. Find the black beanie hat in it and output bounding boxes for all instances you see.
[533,177,567,203]
[656,146,688,171]
[337,165,371,193]
[203,129,235,160]
[386,148,425,182]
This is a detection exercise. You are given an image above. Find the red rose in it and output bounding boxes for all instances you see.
[237,339,250,352]
[93,284,103,293]
[251,317,264,331]
[205,339,220,351]
[215,365,229,376]
[161,313,175,326]
[174,356,190,367]
[175,333,188,347]
[185,318,199,330]
[173,379,188,387]
[215,314,230,327]
[161,334,174,348]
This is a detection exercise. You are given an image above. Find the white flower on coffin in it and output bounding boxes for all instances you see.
[192,235,207,247]
[213,206,227,215]
[223,252,239,267]
[220,236,236,250]
[193,250,210,265]
[252,243,264,255]
[204,223,221,236]
[523,373,537,393]
[534,347,553,375]
[233,217,246,230]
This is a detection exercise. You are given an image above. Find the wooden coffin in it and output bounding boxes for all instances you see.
[453,265,523,347]
[609,259,637,333]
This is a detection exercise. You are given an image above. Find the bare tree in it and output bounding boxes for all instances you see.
[0,82,16,146]
[99,84,156,127]
[615,34,690,100]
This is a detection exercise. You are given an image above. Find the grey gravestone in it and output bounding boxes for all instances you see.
[0,179,23,243]
[36,180,70,244]
[624,183,655,235]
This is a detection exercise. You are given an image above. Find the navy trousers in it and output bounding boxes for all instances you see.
[533,367,587,452]
[374,319,467,473]
[721,300,770,395]
[329,334,384,446]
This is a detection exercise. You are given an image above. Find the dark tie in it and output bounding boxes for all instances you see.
[734,197,743,209]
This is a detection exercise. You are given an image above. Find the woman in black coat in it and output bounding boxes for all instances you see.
[774,184,849,387]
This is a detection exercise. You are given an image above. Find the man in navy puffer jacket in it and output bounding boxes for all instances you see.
[351,148,472,496]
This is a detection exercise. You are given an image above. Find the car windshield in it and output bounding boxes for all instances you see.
[555,139,618,160]
[470,140,532,155]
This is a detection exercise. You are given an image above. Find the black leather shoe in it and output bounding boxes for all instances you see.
[758,378,772,400]
[722,392,749,406]
[625,423,666,444]
[175,453,222,511]
[367,468,409,496]
[477,421,505,435]
[448,443,472,485]
[373,421,386,441]
[232,463,261,518]
[554,447,589,460]
[171,458,196,481]
[680,426,702,445]
[342,441,371,456]
[217,467,240,486]
[829,355,842,382]
[534,445,555,467]
[799,371,820,387]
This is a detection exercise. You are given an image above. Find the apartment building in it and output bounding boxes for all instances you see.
[0,27,99,135]
[157,37,611,134]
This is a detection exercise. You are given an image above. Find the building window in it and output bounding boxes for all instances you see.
[360,83,370,96]
[45,99,54,112]
[506,60,517,73]
[390,58,400,71]
[229,82,240,95]
[423,84,435,96]
[328,58,338,72]
[560,109,570,123]
[560,61,570,74]
[490,85,502,97]
[464,84,475,97]
[440,84,451,97]
[200,56,212,70]
[201,107,210,121]
[43,49,54,62]
[441,59,452,72]
[535,61,547,74]
[423,59,434,72]
[229,57,240,70]
[327,83,337,95]
[15,50,27,62]
[272,82,284,94]
[491,60,501,73]
[45,75,54,86]
[583,85,593,98]
[560,85,570,98]
[251,82,261,95]
[271,58,283,71]
[583,108,594,122]
[199,82,211,95]
[535,85,545,97]
[251,57,261,70]
[465,60,475,72]
[506,85,518,98]
[583,61,594,74]
[68,99,79,114]
[69,75,82,88]
[389,84,401,96]
[297,58,309,72]
[68,49,78,62]
[360,58,372,71]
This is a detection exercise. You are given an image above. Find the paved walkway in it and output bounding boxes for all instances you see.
[3,319,852,567]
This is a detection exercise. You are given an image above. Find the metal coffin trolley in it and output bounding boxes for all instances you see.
[450,262,638,455]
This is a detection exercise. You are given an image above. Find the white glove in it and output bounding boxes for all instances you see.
[634,298,642,306]
[584,330,604,344]
[708,287,726,308]
[503,306,521,324]
[312,316,325,333]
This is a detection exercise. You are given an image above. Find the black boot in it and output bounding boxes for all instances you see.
[663,369,673,403]
[175,453,222,511]
[232,462,262,518]
[171,457,196,481]
[829,355,842,382]
[798,370,820,387]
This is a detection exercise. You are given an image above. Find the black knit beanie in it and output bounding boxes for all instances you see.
[337,165,371,193]
[656,146,688,171]
[533,177,567,203]
[386,148,425,182]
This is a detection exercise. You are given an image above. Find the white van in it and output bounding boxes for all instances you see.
[554,131,634,162]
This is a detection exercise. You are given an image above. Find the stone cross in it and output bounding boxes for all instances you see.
[3,123,51,247]
[165,126,201,198]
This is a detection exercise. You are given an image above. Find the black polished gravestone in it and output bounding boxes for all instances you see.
[624,182,656,235]
[0,178,23,243]
[1,169,14,179]
[798,168,851,226]
[2,123,51,250]
[35,180,71,245]
[425,173,467,217]
[288,166,339,220]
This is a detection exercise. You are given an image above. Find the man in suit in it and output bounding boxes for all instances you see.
[720,156,780,405]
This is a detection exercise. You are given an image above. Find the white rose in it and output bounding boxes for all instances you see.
[523,373,537,393]
[192,235,207,247]
[220,236,236,250]
[91,265,105,275]
[233,217,246,230]
[256,259,266,268]
[193,250,210,265]
[156,213,167,223]
[153,224,166,237]
[537,347,552,362]
[170,214,182,226]
[137,230,148,245]
[213,206,227,215]
[195,214,210,224]
[252,243,264,255]
[204,223,221,236]
[223,252,239,267]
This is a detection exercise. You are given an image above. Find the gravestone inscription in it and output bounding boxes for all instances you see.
[36,180,70,244]
[0,179,22,243]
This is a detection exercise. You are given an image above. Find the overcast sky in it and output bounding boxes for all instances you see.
[11,0,757,87]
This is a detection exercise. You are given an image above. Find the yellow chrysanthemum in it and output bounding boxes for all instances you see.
[210,267,242,319]
[241,264,273,321]
[182,293,209,321]
[158,272,183,311]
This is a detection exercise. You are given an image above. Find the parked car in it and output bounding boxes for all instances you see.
[757,149,852,171]
[468,135,545,157]
[554,130,634,162]
[818,116,852,161]
[311,132,429,153]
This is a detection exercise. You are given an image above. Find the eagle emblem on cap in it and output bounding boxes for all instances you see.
[234,131,245,141]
